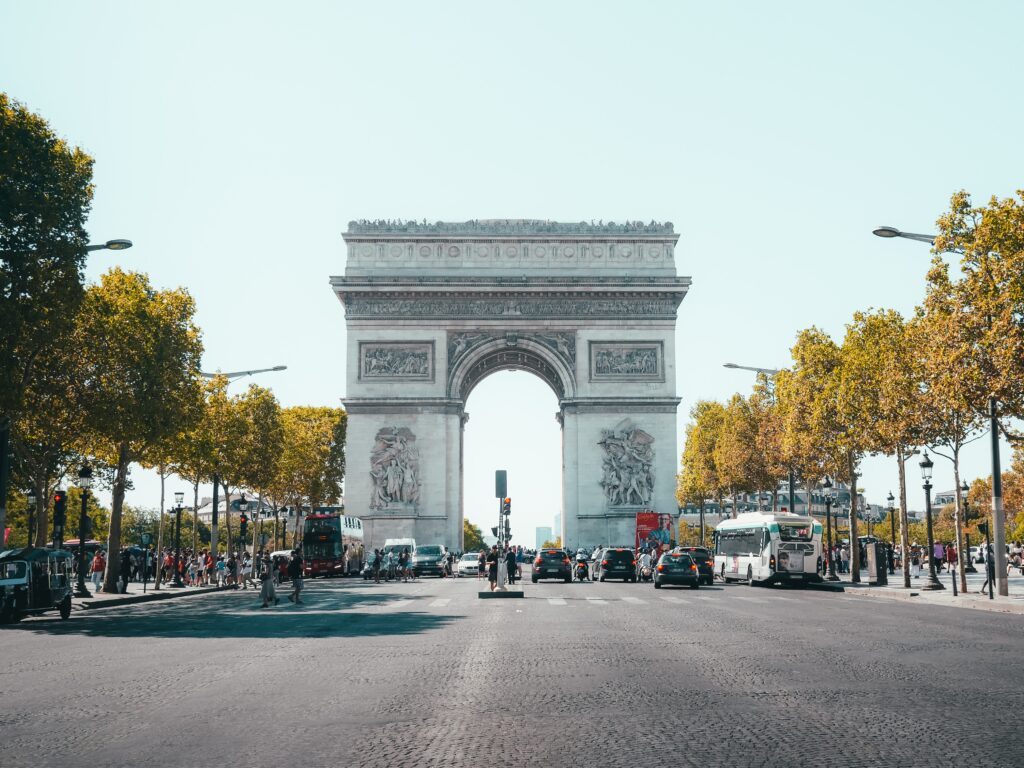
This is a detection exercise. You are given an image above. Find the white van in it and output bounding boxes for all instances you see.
[382,538,416,555]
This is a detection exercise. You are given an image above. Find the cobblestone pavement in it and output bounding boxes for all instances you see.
[2,574,1022,768]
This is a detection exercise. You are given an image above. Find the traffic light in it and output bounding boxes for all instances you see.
[239,514,249,541]
[52,490,67,527]
[491,526,498,538]
[502,497,511,515]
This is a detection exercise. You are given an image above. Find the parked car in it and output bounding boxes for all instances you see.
[672,546,715,585]
[532,549,572,583]
[653,552,701,589]
[595,548,636,582]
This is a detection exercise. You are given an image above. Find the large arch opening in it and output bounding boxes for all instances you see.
[462,369,562,552]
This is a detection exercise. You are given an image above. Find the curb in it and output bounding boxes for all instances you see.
[842,584,1024,615]
[76,586,224,612]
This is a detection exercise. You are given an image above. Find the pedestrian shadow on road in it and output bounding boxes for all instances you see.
[8,591,463,639]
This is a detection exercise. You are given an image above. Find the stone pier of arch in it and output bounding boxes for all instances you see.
[331,220,690,551]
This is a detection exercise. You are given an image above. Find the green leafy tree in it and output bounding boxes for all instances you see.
[463,518,486,551]
[0,93,94,535]
[677,400,727,517]
[73,269,203,592]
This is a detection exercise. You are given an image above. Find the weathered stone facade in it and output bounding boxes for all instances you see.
[331,220,690,551]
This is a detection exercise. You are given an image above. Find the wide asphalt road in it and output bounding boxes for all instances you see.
[2,572,1021,768]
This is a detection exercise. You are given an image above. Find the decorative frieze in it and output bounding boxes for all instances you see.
[347,219,676,236]
[345,297,678,320]
[359,342,434,381]
[589,342,664,381]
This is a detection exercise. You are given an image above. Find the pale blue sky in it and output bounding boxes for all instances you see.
[3,1,1022,539]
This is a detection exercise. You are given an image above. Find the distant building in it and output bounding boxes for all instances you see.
[536,526,553,550]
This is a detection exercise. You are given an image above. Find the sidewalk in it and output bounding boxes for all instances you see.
[836,567,1024,616]
[72,578,224,611]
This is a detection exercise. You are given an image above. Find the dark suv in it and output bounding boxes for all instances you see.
[596,548,636,582]
[674,546,714,585]
[532,549,572,583]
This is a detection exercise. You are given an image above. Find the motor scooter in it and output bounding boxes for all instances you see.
[638,563,653,582]
[574,556,589,582]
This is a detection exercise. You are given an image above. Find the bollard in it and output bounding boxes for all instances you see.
[951,567,957,596]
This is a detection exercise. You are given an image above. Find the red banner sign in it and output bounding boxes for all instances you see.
[635,512,674,553]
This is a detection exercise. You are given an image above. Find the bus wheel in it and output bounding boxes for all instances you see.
[746,566,755,586]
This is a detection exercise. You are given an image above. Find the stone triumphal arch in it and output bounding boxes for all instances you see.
[331,220,690,550]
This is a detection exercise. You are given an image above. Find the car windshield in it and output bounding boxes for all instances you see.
[417,546,442,556]
[665,555,692,565]
[540,551,565,559]
[606,550,633,560]
[460,554,478,561]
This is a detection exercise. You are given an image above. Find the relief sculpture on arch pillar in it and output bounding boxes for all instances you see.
[369,427,421,510]
[598,418,655,507]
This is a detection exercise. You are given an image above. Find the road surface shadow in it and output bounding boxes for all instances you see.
[8,591,462,639]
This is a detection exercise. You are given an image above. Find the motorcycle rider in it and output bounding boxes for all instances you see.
[637,548,653,581]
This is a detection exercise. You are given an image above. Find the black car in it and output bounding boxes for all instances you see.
[653,552,700,589]
[532,549,572,583]
[674,546,715,585]
[411,545,449,577]
[596,548,636,582]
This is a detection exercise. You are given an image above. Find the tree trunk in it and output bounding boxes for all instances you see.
[192,479,200,556]
[102,442,130,593]
[221,479,233,554]
[848,452,860,584]
[952,450,968,594]
[32,477,48,548]
[154,465,166,589]
[898,447,911,589]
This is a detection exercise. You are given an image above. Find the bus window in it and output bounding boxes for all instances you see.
[778,523,812,541]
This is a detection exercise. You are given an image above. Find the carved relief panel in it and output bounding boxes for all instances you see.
[589,342,664,382]
[359,342,434,381]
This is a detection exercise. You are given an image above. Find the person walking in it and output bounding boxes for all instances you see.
[372,548,382,583]
[486,545,499,592]
[90,550,106,591]
[505,546,517,585]
[258,553,279,608]
[477,550,486,580]
[287,550,304,604]
[119,548,132,593]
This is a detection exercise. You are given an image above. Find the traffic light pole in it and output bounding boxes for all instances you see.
[74,488,91,597]
[495,496,508,592]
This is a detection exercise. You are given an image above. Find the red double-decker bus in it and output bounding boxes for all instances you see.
[301,510,364,578]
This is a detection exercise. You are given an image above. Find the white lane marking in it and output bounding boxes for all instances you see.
[586,596,607,604]
[429,598,450,607]
[658,595,684,603]
[385,599,412,610]
[548,597,567,606]
[732,596,763,603]
[621,596,646,604]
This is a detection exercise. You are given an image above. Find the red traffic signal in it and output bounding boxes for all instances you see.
[502,497,511,515]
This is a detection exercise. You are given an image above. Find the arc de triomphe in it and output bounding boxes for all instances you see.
[331,220,690,551]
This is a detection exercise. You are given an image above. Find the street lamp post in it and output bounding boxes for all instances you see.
[170,492,185,588]
[874,225,1009,595]
[919,452,944,590]
[25,490,37,548]
[823,476,839,581]
[962,481,977,574]
[74,466,93,597]
[887,492,896,548]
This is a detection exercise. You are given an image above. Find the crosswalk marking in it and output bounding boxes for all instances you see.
[732,596,763,603]
[386,600,412,610]
[547,597,567,606]
[429,598,450,607]
[621,596,646,604]
[586,596,607,604]
[658,595,684,604]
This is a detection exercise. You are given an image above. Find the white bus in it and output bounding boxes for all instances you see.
[714,512,823,586]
